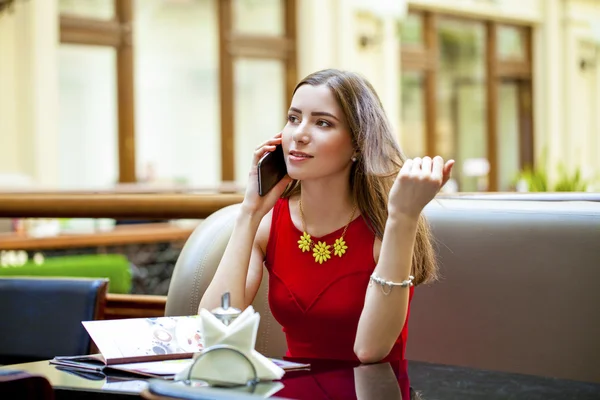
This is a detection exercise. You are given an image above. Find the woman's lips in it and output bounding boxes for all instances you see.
[289,155,312,162]
[289,150,313,162]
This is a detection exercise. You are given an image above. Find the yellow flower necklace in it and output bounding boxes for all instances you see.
[297,199,358,264]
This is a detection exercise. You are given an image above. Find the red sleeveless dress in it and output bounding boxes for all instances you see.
[265,198,414,363]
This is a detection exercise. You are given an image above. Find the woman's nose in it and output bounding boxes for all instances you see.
[292,125,310,144]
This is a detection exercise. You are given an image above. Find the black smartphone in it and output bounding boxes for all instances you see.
[257,144,287,196]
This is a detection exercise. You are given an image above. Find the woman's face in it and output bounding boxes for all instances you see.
[282,84,355,181]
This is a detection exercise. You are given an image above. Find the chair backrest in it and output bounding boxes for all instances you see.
[166,198,600,382]
[407,198,600,383]
[165,204,287,358]
[0,277,108,365]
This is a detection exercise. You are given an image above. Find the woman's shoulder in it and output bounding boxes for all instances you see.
[256,197,290,254]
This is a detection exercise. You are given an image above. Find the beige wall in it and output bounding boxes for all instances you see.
[534,0,600,186]
[562,0,600,186]
[0,10,20,177]
[0,0,59,187]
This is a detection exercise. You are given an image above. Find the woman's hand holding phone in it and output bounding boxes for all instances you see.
[241,132,291,219]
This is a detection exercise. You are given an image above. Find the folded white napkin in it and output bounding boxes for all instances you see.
[175,306,285,385]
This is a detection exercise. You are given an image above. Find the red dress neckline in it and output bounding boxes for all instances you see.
[285,197,364,242]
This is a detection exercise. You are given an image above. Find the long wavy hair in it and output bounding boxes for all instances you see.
[282,69,438,285]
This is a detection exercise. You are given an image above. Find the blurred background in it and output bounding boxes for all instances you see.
[1,0,598,193]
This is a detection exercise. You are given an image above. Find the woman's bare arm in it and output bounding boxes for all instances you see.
[198,210,272,312]
[354,156,453,363]
[353,214,417,363]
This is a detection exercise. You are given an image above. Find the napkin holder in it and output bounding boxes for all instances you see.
[185,344,258,387]
[177,292,284,388]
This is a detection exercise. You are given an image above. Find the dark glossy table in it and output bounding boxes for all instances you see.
[1,359,599,400]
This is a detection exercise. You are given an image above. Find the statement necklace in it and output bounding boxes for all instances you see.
[297,199,358,264]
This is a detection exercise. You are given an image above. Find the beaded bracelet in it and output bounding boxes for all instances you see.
[369,272,414,295]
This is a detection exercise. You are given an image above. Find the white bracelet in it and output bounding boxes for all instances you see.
[369,272,414,295]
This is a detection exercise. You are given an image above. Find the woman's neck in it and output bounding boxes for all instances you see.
[296,175,355,232]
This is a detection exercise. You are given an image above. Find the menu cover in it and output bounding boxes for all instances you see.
[51,316,203,378]
[50,315,309,379]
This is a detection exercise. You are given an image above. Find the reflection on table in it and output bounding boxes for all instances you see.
[2,358,600,400]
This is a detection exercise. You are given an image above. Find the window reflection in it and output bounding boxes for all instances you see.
[497,82,521,191]
[234,59,286,185]
[437,19,488,192]
[232,0,284,36]
[134,0,220,187]
[58,45,118,189]
[59,0,115,19]
[400,13,424,47]
[497,25,526,62]
[400,72,426,158]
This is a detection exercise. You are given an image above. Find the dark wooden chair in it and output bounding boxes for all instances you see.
[0,277,108,365]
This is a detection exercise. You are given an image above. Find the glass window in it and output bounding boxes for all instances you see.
[497,25,526,62]
[234,59,286,185]
[134,0,220,187]
[400,72,426,158]
[59,0,115,19]
[497,82,521,191]
[232,0,284,36]
[59,45,118,189]
[437,19,488,192]
[400,13,424,46]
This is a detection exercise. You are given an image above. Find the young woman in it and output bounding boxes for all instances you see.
[199,69,453,370]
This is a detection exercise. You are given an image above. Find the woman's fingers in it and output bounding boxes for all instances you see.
[400,159,413,177]
[410,157,423,176]
[431,156,444,182]
[255,133,282,150]
[401,156,449,187]
[253,145,277,163]
[442,159,455,186]
[252,133,283,166]
[421,156,433,175]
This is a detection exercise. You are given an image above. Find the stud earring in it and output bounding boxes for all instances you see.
[351,157,357,162]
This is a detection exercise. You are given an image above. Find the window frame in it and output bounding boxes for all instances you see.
[400,7,534,191]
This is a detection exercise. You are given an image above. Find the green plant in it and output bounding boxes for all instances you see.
[554,164,588,192]
[0,254,132,293]
[515,163,589,192]
[516,166,548,192]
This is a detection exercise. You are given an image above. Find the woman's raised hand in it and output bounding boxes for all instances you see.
[241,132,292,218]
[387,156,454,220]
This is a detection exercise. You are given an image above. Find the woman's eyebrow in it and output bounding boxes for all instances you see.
[288,107,339,121]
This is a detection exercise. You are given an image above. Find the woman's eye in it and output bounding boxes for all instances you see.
[288,115,299,123]
[317,120,331,127]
